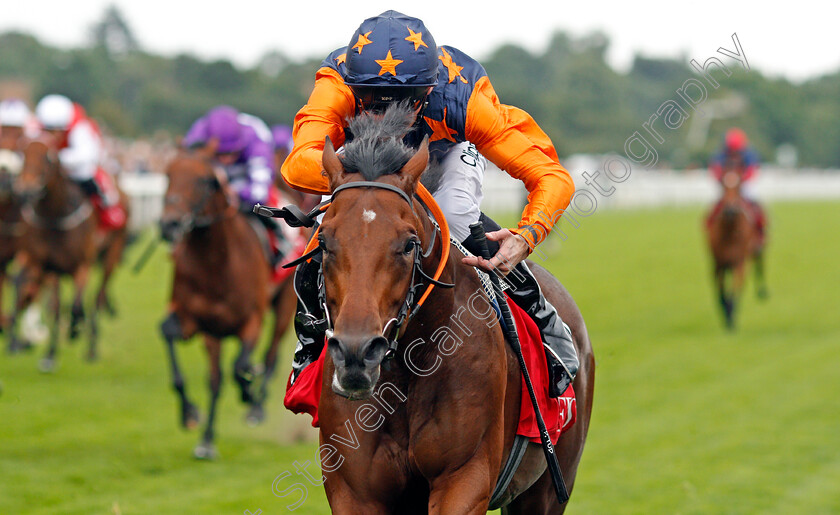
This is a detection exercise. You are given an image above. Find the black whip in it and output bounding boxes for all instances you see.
[132,233,161,275]
[468,222,569,506]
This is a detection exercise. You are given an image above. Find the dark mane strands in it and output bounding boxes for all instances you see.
[342,101,416,180]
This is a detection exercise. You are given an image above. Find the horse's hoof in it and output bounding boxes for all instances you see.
[86,353,99,363]
[757,287,770,300]
[104,301,118,318]
[38,358,57,373]
[246,405,265,426]
[193,442,219,460]
[68,328,80,341]
[181,403,201,430]
[8,338,33,355]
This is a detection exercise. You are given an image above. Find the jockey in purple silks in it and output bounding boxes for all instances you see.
[182,106,291,264]
[271,124,293,162]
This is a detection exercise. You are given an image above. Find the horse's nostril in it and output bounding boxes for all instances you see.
[159,219,180,241]
[363,336,389,364]
[327,337,346,363]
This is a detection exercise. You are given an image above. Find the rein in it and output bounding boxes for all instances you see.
[21,199,93,231]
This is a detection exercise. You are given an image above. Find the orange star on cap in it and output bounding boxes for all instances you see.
[334,53,347,65]
[376,50,403,76]
[352,31,373,54]
[405,28,428,51]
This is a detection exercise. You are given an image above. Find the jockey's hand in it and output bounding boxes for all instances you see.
[461,229,530,275]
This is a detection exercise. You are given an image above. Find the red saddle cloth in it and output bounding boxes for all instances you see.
[284,294,576,444]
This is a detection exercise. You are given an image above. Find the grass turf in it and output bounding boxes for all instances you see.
[1,200,838,514]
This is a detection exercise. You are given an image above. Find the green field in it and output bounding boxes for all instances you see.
[1,201,839,514]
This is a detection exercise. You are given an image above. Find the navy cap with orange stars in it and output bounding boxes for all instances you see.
[344,11,440,87]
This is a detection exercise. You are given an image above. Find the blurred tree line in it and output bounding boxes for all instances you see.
[1,7,838,168]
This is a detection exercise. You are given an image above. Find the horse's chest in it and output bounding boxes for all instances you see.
[28,230,91,272]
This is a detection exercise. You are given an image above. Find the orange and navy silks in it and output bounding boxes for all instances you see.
[282,44,575,250]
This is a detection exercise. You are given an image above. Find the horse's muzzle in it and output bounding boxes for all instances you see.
[327,334,389,400]
[159,218,185,242]
[14,184,42,204]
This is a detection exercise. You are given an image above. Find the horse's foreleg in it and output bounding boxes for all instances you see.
[250,283,296,425]
[715,267,734,329]
[160,312,199,430]
[68,264,90,341]
[729,263,747,328]
[38,277,61,373]
[0,267,7,332]
[96,230,126,316]
[428,459,496,515]
[235,312,262,417]
[8,262,41,354]
[753,249,769,299]
[195,335,222,460]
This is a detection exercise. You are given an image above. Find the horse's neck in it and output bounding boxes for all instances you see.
[183,212,240,267]
[0,195,17,220]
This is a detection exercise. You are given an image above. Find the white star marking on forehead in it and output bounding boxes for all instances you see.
[362,209,377,223]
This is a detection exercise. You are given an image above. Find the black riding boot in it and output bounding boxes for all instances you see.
[462,213,578,398]
[77,177,113,206]
[289,253,327,384]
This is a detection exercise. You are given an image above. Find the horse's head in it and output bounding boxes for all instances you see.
[15,138,61,203]
[160,143,229,242]
[0,149,24,199]
[319,105,433,400]
[720,168,746,219]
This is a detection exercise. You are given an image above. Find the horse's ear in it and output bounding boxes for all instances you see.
[322,136,346,190]
[398,136,429,191]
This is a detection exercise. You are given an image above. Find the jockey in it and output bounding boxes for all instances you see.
[283,11,579,397]
[34,94,126,229]
[0,98,36,151]
[182,106,291,263]
[708,128,766,248]
[271,124,294,170]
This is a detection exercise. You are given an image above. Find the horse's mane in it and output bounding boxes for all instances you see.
[342,102,417,180]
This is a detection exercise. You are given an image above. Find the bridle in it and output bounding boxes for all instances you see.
[263,181,453,359]
[17,143,93,231]
[164,165,235,237]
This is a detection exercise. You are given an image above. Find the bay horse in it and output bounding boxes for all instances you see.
[706,167,766,328]
[310,113,594,513]
[8,138,129,368]
[0,147,24,333]
[159,144,299,459]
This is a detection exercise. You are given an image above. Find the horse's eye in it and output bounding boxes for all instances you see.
[403,239,416,255]
[318,237,328,254]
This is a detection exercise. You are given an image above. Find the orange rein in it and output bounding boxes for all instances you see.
[300,183,450,311]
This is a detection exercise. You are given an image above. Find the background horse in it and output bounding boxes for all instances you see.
[707,168,766,328]
[312,119,594,513]
[159,146,298,459]
[8,138,129,367]
[0,148,24,333]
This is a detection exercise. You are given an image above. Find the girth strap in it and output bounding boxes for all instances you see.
[488,435,530,510]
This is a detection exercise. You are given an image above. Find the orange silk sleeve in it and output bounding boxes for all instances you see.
[281,67,356,195]
[465,76,575,249]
